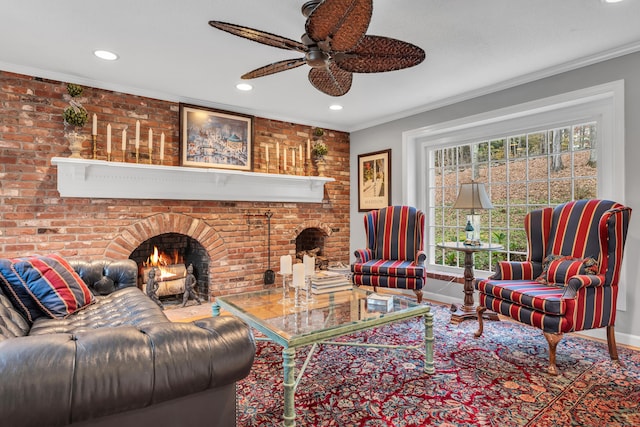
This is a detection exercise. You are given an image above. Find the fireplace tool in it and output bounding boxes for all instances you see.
[264,210,275,285]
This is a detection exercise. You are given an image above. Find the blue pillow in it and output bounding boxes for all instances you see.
[0,255,95,321]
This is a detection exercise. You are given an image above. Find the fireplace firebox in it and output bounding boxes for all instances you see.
[129,233,210,301]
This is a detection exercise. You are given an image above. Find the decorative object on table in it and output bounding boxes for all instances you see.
[357,149,391,211]
[62,83,88,158]
[179,103,253,171]
[475,199,632,376]
[453,180,493,246]
[366,292,394,312]
[279,254,293,302]
[309,271,352,294]
[351,205,426,303]
[208,0,425,97]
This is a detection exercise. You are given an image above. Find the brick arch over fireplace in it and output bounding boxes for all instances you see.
[291,220,333,240]
[103,213,230,297]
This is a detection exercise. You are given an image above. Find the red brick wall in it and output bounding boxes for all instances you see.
[0,71,350,298]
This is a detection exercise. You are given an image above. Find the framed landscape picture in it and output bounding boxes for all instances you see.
[179,104,253,170]
[358,149,391,211]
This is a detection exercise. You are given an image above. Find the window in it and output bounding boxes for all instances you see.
[430,123,598,272]
[402,81,626,307]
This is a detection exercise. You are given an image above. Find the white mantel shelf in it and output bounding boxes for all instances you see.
[52,157,334,203]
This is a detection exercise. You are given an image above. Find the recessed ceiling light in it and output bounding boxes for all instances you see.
[236,83,253,91]
[602,0,624,3]
[93,50,118,61]
[329,104,343,111]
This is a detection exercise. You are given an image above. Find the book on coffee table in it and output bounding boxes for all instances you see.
[311,271,352,294]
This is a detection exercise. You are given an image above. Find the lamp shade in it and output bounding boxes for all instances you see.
[453,181,494,212]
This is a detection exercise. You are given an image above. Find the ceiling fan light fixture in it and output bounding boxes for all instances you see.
[93,50,118,61]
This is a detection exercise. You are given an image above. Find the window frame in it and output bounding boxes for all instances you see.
[402,80,626,309]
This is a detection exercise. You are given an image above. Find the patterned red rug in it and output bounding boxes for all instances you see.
[237,303,640,426]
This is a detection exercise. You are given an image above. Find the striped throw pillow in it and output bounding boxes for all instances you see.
[0,255,95,320]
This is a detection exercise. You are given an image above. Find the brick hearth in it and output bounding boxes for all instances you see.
[0,70,351,299]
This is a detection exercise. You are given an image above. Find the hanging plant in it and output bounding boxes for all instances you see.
[313,127,325,138]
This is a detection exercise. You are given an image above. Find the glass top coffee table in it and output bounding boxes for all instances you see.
[214,286,434,427]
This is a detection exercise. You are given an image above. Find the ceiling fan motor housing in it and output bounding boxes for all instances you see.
[306,48,329,68]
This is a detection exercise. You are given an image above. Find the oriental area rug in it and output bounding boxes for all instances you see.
[236,303,640,426]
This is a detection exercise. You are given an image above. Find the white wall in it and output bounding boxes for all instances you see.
[350,51,640,345]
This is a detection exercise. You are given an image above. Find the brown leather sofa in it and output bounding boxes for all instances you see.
[0,259,255,427]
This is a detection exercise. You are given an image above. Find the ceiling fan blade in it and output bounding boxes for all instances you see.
[306,0,372,53]
[308,63,353,97]
[209,21,307,53]
[241,58,306,79]
[334,35,425,73]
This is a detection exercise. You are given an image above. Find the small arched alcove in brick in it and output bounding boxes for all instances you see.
[293,220,333,269]
[103,213,229,300]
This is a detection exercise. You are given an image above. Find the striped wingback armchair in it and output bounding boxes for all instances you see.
[351,206,426,303]
[475,199,631,375]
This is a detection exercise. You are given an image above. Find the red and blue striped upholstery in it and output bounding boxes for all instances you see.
[477,199,631,334]
[351,206,426,290]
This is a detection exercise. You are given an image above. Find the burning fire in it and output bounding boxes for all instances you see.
[144,246,183,280]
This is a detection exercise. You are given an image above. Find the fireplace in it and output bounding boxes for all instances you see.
[295,227,328,270]
[129,233,210,301]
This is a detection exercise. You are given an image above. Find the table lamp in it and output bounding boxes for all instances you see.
[453,181,493,246]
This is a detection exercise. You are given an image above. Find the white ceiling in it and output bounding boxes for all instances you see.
[2,0,640,132]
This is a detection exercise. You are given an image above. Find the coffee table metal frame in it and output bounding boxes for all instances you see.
[214,287,434,427]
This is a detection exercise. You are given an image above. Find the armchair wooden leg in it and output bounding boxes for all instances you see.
[543,332,563,376]
[413,289,423,303]
[474,306,487,338]
[607,325,619,361]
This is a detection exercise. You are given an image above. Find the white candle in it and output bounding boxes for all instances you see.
[292,150,295,168]
[307,138,311,159]
[299,144,302,162]
[303,255,315,276]
[283,148,287,171]
[160,132,165,161]
[135,121,140,149]
[106,124,111,153]
[280,255,292,275]
[92,114,97,136]
[265,144,269,162]
[276,142,280,160]
[148,128,153,150]
[292,263,305,288]
[122,129,126,151]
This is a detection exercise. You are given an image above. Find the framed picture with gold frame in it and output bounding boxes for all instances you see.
[179,103,253,170]
[358,149,391,211]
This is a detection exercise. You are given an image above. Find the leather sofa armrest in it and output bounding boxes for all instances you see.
[70,259,138,295]
[0,317,255,427]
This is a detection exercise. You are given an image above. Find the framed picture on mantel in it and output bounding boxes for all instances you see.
[358,149,391,211]
[179,104,253,171]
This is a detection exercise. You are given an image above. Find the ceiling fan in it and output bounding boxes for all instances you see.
[208,0,425,97]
